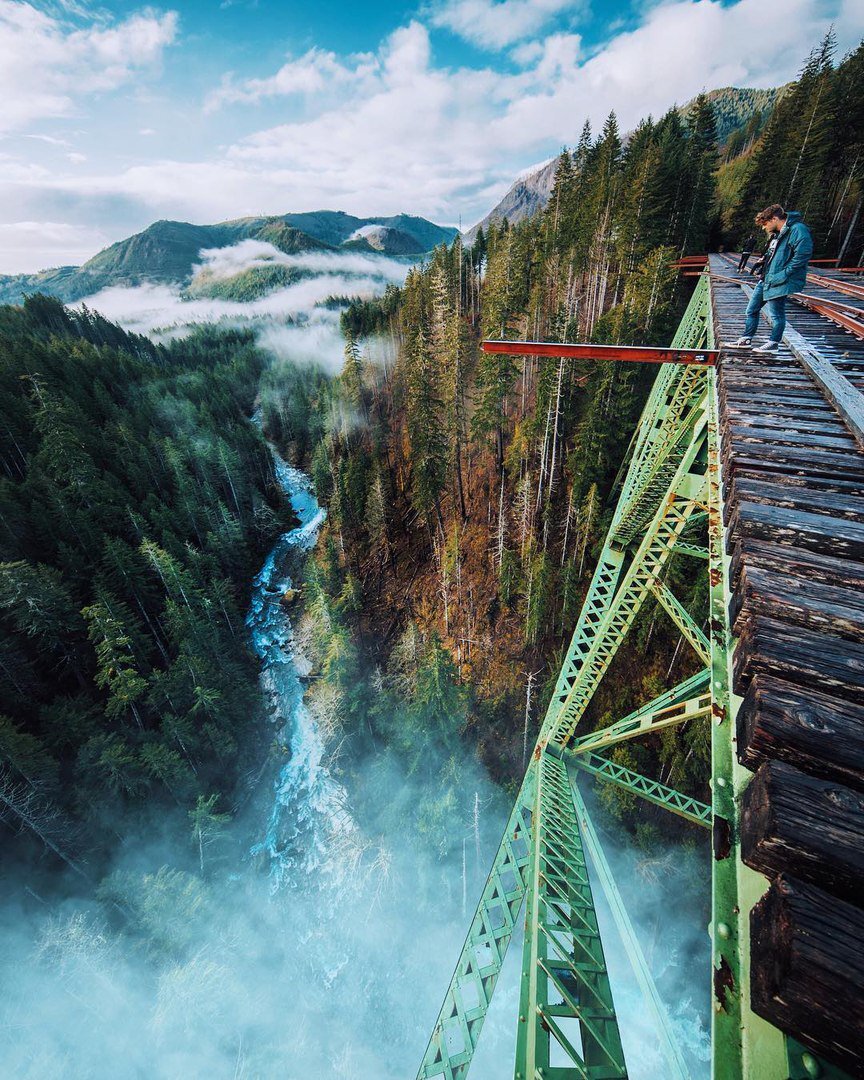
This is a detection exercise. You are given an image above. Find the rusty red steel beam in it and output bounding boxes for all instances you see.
[807,272,864,301]
[793,293,864,340]
[481,340,717,365]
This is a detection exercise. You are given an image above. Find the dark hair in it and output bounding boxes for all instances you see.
[755,203,786,225]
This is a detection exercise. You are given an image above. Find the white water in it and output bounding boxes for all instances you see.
[240,433,710,1078]
[245,442,364,894]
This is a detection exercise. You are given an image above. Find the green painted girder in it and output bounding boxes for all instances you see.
[514,751,627,1080]
[611,278,712,548]
[547,452,711,752]
[418,763,536,1079]
[419,361,711,1079]
[650,578,711,665]
[673,541,709,560]
[538,548,627,744]
[566,669,711,756]
[535,296,713,756]
[559,747,711,828]
[568,775,693,1079]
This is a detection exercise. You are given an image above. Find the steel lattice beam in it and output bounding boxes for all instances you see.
[568,776,693,1079]
[566,669,711,756]
[560,748,711,828]
[650,579,711,665]
[547,461,710,752]
[420,278,724,1080]
[514,751,627,1080]
[418,764,536,1079]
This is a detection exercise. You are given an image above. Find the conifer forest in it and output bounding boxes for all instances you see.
[0,25,863,1080]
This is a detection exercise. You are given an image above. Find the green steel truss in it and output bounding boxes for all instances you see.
[419,272,794,1080]
[567,669,711,756]
[560,748,711,828]
[419,763,536,1078]
[515,751,626,1079]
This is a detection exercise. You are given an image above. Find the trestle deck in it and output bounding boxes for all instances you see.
[710,255,864,1075]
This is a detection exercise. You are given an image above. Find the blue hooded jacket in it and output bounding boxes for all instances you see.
[762,211,813,300]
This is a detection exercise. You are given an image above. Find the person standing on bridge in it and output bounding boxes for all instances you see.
[733,204,813,353]
[737,232,758,272]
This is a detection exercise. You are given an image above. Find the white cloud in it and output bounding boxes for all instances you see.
[1,0,859,274]
[193,239,411,283]
[0,1,178,132]
[73,246,412,370]
[205,47,364,111]
[0,219,110,272]
[429,0,579,50]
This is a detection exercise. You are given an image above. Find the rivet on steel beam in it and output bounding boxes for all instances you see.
[717,922,731,940]
[801,1053,821,1078]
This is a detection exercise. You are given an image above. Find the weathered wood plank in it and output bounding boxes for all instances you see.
[728,414,852,438]
[741,760,864,904]
[732,500,864,560]
[750,875,864,1077]
[723,442,864,481]
[727,469,864,501]
[730,537,864,590]
[732,615,864,702]
[737,674,864,791]
[731,563,864,641]
[729,425,856,451]
[725,476,864,526]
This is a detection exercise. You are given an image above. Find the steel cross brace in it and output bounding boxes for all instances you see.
[548,457,710,752]
[568,773,693,1079]
[565,669,711,756]
[514,751,627,1080]
[673,541,709,560]
[536,285,713,754]
[537,437,710,755]
[557,747,711,828]
[419,281,717,1080]
[650,578,711,665]
[612,277,712,547]
[418,763,537,1079]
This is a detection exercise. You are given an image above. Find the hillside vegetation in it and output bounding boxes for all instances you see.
[0,297,294,872]
[0,211,458,306]
[266,35,864,840]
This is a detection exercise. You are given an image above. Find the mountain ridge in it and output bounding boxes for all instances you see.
[0,210,459,305]
[466,84,782,242]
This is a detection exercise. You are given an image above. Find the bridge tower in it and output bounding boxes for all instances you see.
[417,260,864,1080]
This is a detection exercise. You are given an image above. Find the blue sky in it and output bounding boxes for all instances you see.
[0,0,859,272]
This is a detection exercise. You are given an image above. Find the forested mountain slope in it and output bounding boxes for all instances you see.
[276,36,863,837]
[0,296,297,870]
[0,211,458,306]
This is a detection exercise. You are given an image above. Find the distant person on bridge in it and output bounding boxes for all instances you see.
[737,232,758,272]
[733,204,813,353]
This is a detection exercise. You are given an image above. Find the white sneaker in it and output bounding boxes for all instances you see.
[753,340,779,353]
[731,337,751,347]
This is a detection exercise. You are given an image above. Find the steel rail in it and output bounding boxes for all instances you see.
[481,340,717,365]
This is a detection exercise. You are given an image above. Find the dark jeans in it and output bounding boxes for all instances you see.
[738,251,752,271]
[744,281,786,342]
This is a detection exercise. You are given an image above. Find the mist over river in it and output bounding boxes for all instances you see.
[0,254,709,1078]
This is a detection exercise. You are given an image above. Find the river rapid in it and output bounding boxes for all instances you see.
[240,435,711,1079]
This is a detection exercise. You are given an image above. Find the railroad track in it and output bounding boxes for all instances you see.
[709,254,864,1075]
[717,251,864,342]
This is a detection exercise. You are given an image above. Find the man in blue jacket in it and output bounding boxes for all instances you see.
[733,203,813,353]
